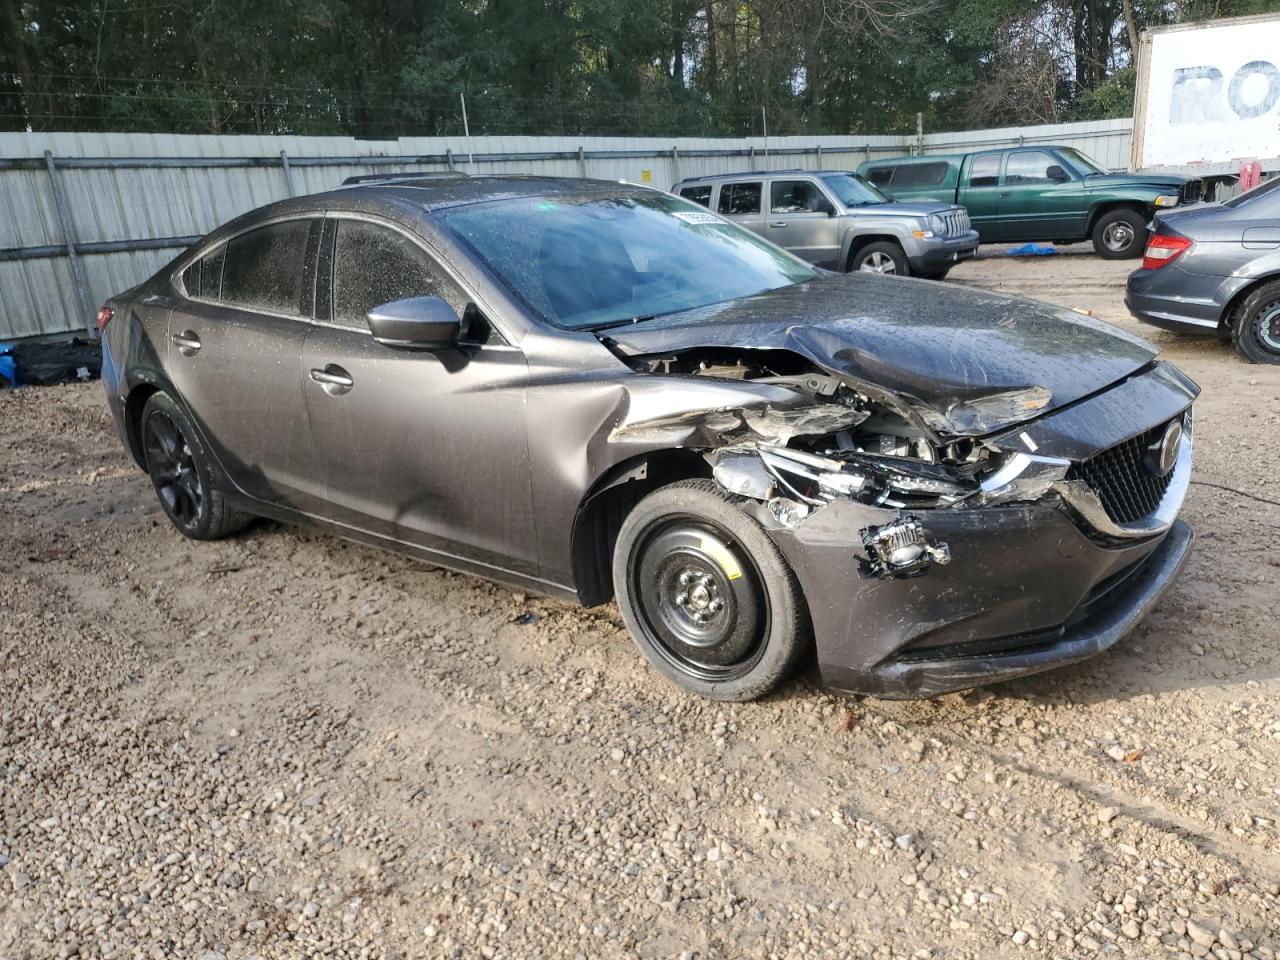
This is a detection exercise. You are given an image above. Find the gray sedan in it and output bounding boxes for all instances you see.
[100,175,1195,702]
[1126,177,1280,363]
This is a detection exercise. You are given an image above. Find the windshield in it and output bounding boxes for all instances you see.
[1225,175,1280,209]
[820,172,890,206]
[439,191,816,331]
[1059,148,1109,175]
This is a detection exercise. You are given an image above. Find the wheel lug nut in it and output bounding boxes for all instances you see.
[709,599,722,612]
[675,594,688,606]
[699,574,713,587]
[678,571,692,585]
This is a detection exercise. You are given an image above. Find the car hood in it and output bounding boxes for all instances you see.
[1085,173,1188,191]
[603,273,1158,438]
[848,201,961,217]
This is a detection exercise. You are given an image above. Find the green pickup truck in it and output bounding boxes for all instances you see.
[858,147,1201,259]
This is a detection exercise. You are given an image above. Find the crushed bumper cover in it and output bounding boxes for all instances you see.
[765,492,1192,699]
[862,519,1191,698]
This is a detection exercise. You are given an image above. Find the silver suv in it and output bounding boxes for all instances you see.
[673,169,979,280]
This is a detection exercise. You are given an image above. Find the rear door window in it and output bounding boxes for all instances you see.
[717,182,763,216]
[679,184,713,207]
[221,221,312,315]
[968,154,1002,188]
[331,219,467,330]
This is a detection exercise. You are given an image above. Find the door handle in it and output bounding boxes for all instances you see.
[769,220,788,228]
[171,331,201,356]
[310,364,354,396]
[999,191,1011,197]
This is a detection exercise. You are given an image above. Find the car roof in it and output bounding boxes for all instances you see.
[196,175,657,247]
[676,168,852,185]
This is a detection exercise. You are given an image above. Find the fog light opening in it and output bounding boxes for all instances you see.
[859,516,951,579]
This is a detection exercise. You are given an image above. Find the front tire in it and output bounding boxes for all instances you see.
[612,480,810,701]
[1091,209,1147,259]
[141,391,250,540]
[851,241,909,276]
[1233,280,1280,364]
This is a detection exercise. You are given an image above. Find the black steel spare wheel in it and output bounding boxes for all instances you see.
[144,408,204,532]
[632,520,767,681]
[612,479,810,701]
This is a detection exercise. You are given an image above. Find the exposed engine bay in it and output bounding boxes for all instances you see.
[617,348,1074,578]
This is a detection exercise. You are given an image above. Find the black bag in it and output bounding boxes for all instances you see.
[3,338,102,387]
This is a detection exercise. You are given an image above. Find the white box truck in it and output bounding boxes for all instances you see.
[1131,12,1280,183]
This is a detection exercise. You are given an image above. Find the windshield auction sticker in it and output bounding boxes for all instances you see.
[672,211,723,225]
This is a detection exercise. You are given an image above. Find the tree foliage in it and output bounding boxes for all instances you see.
[1,0,1277,136]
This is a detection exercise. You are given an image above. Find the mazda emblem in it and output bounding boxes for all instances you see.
[1146,419,1183,478]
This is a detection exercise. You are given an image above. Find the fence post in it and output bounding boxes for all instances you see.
[816,144,823,170]
[279,150,298,197]
[749,145,756,170]
[43,151,95,339]
[577,146,587,179]
[916,113,924,156]
[446,148,454,171]
[671,146,680,185]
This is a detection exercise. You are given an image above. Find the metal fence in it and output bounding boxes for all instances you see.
[0,120,1133,341]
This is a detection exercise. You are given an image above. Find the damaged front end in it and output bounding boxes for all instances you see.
[613,349,1074,581]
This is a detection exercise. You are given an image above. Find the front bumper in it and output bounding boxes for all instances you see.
[862,520,1191,698]
[907,231,980,273]
[760,363,1197,699]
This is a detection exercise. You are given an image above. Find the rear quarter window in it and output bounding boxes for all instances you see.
[865,167,893,187]
[678,184,713,207]
[717,182,763,216]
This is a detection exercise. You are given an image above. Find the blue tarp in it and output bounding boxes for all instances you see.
[1006,243,1059,257]
[0,343,16,388]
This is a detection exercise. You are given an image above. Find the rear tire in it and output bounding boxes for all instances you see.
[1091,209,1147,259]
[141,391,250,540]
[1232,280,1280,364]
[612,480,810,701]
[850,242,909,276]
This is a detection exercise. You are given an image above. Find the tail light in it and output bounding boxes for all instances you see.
[96,306,114,331]
[1142,234,1192,271]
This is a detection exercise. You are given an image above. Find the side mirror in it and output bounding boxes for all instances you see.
[1046,164,1070,182]
[815,197,836,216]
[367,295,461,351]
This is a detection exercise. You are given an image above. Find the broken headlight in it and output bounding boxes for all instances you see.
[756,444,973,509]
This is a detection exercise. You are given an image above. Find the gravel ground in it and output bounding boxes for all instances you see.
[2,251,1280,960]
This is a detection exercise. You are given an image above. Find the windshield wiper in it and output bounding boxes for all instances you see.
[588,314,658,332]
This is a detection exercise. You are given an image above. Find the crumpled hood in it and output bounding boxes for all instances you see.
[603,273,1158,438]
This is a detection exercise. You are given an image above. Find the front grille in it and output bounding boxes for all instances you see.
[942,210,971,236]
[1066,421,1175,525]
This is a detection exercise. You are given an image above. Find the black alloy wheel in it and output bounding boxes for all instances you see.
[144,408,204,533]
[140,391,250,540]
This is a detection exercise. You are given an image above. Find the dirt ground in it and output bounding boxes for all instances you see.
[2,251,1280,960]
